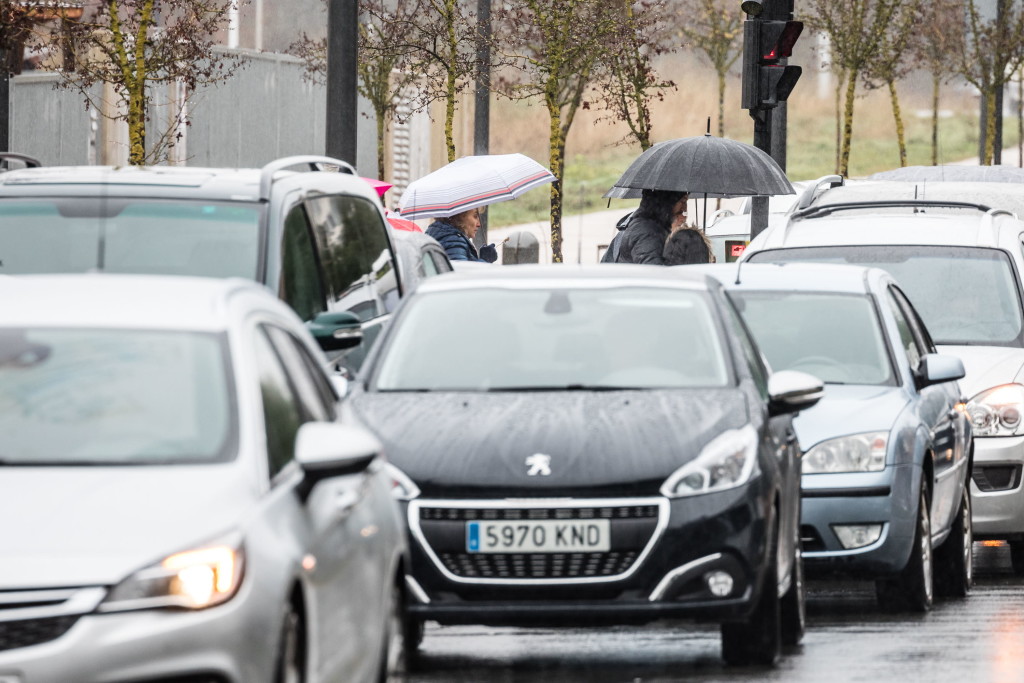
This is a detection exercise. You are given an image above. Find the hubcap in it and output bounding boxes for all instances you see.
[921,500,933,603]
[963,494,973,584]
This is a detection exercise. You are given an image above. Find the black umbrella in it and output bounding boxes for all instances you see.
[604,133,795,229]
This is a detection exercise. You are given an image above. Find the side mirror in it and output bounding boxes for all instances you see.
[307,311,363,351]
[916,353,966,388]
[293,422,381,502]
[768,370,824,416]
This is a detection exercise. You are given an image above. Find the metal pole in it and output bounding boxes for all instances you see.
[473,0,491,246]
[0,47,8,153]
[750,109,772,240]
[326,0,358,165]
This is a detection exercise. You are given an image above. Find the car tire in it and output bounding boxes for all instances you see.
[274,601,306,683]
[779,521,805,647]
[1009,542,1024,576]
[934,486,973,598]
[721,519,782,666]
[876,485,933,612]
[377,580,422,681]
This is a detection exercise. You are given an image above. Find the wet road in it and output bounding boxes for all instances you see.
[399,544,1024,683]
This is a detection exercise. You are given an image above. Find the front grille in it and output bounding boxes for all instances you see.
[973,465,1022,492]
[416,502,662,581]
[0,615,79,652]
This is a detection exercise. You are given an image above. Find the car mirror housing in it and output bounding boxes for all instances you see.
[767,370,824,416]
[917,353,966,388]
[294,422,381,502]
[307,311,363,351]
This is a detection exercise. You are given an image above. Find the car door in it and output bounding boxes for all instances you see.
[253,322,382,680]
[885,285,963,534]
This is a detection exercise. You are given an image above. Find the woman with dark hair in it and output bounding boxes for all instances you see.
[663,227,713,265]
[604,189,688,264]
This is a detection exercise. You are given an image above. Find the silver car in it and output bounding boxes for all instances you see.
[0,274,407,683]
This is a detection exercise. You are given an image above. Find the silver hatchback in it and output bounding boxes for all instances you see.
[0,274,406,683]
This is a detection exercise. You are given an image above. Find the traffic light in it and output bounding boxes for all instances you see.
[741,19,803,110]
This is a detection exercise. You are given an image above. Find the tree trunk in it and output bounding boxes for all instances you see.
[547,96,564,263]
[834,70,845,174]
[128,84,146,165]
[444,66,457,163]
[931,68,940,166]
[984,87,997,165]
[717,69,726,138]
[888,79,907,168]
[1018,67,1023,168]
[376,107,386,187]
[839,69,858,178]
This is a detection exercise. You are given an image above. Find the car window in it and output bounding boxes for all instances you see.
[0,328,236,464]
[253,325,306,478]
[885,288,923,370]
[0,198,259,277]
[730,291,895,386]
[304,195,401,319]
[279,204,327,323]
[721,295,769,400]
[421,249,440,277]
[890,285,937,354]
[372,287,730,391]
[747,245,1024,346]
[430,250,452,273]
[263,324,335,422]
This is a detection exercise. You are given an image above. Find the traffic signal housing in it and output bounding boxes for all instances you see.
[741,19,803,110]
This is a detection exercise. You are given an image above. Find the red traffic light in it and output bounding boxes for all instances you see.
[760,20,804,62]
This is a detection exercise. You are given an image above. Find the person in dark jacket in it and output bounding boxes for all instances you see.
[426,208,498,263]
[663,227,712,265]
[608,189,688,265]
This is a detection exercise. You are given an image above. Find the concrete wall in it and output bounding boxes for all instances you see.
[9,73,97,166]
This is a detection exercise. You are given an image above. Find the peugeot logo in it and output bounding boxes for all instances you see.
[525,453,552,476]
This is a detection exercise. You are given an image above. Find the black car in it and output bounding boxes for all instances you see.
[346,264,823,665]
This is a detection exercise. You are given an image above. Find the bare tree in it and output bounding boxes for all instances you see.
[595,0,676,151]
[948,0,1024,165]
[49,0,244,166]
[860,0,920,167]
[909,0,961,166]
[493,0,619,263]
[676,0,742,139]
[805,0,900,177]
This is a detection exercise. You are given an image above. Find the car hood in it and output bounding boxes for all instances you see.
[792,384,908,452]
[0,464,256,589]
[938,344,1024,399]
[349,389,749,497]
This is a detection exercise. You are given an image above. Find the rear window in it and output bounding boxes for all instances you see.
[0,199,260,279]
[747,245,1024,346]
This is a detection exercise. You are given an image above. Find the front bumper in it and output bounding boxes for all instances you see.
[402,480,775,627]
[798,464,918,577]
[971,434,1024,539]
[0,575,277,683]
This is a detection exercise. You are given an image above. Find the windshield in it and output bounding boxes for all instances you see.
[731,292,895,385]
[0,328,236,465]
[0,199,260,278]
[373,287,731,391]
[747,246,1024,346]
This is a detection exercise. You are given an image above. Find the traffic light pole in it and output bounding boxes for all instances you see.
[326,0,358,165]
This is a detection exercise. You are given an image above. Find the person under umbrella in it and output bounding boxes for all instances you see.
[602,189,687,265]
[426,208,498,263]
[663,227,713,265]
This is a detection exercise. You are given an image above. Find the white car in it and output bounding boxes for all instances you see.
[0,274,408,682]
[741,177,1024,573]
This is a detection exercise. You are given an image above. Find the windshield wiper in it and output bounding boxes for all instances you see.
[486,384,643,392]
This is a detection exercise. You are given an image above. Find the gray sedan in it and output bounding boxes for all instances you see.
[694,262,973,612]
[0,274,407,682]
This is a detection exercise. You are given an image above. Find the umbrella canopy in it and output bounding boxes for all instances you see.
[361,177,393,198]
[387,215,422,233]
[605,135,794,199]
[398,153,555,221]
[868,165,1024,183]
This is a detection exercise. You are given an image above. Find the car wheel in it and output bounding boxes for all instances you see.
[274,601,306,683]
[721,519,782,666]
[779,521,805,647]
[377,581,422,681]
[1009,542,1024,576]
[934,486,973,598]
[876,485,933,612]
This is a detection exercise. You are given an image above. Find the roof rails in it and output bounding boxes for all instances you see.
[258,155,356,201]
[791,199,995,220]
[794,174,844,211]
[0,152,42,171]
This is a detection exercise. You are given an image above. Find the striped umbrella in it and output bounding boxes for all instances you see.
[398,153,555,220]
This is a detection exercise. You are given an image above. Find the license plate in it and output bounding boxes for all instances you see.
[466,519,611,553]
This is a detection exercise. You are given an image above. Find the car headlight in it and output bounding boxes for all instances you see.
[966,384,1024,437]
[385,463,420,500]
[660,425,758,498]
[803,432,887,474]
[100,538,244,612]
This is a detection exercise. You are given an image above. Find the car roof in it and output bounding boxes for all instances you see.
[684,262,885,295]
[0,274,275,330]
[414,264,712,293]
[809,180,1024,218]
[0,164,382,205]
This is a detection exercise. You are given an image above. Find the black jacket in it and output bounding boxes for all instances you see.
[615,213,669,265]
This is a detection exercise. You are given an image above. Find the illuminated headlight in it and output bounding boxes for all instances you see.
[660,425,758,498]
[803,432,887,474]
[385,463,421,500]
[966,384,1024,437]
[101,539,243,612]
